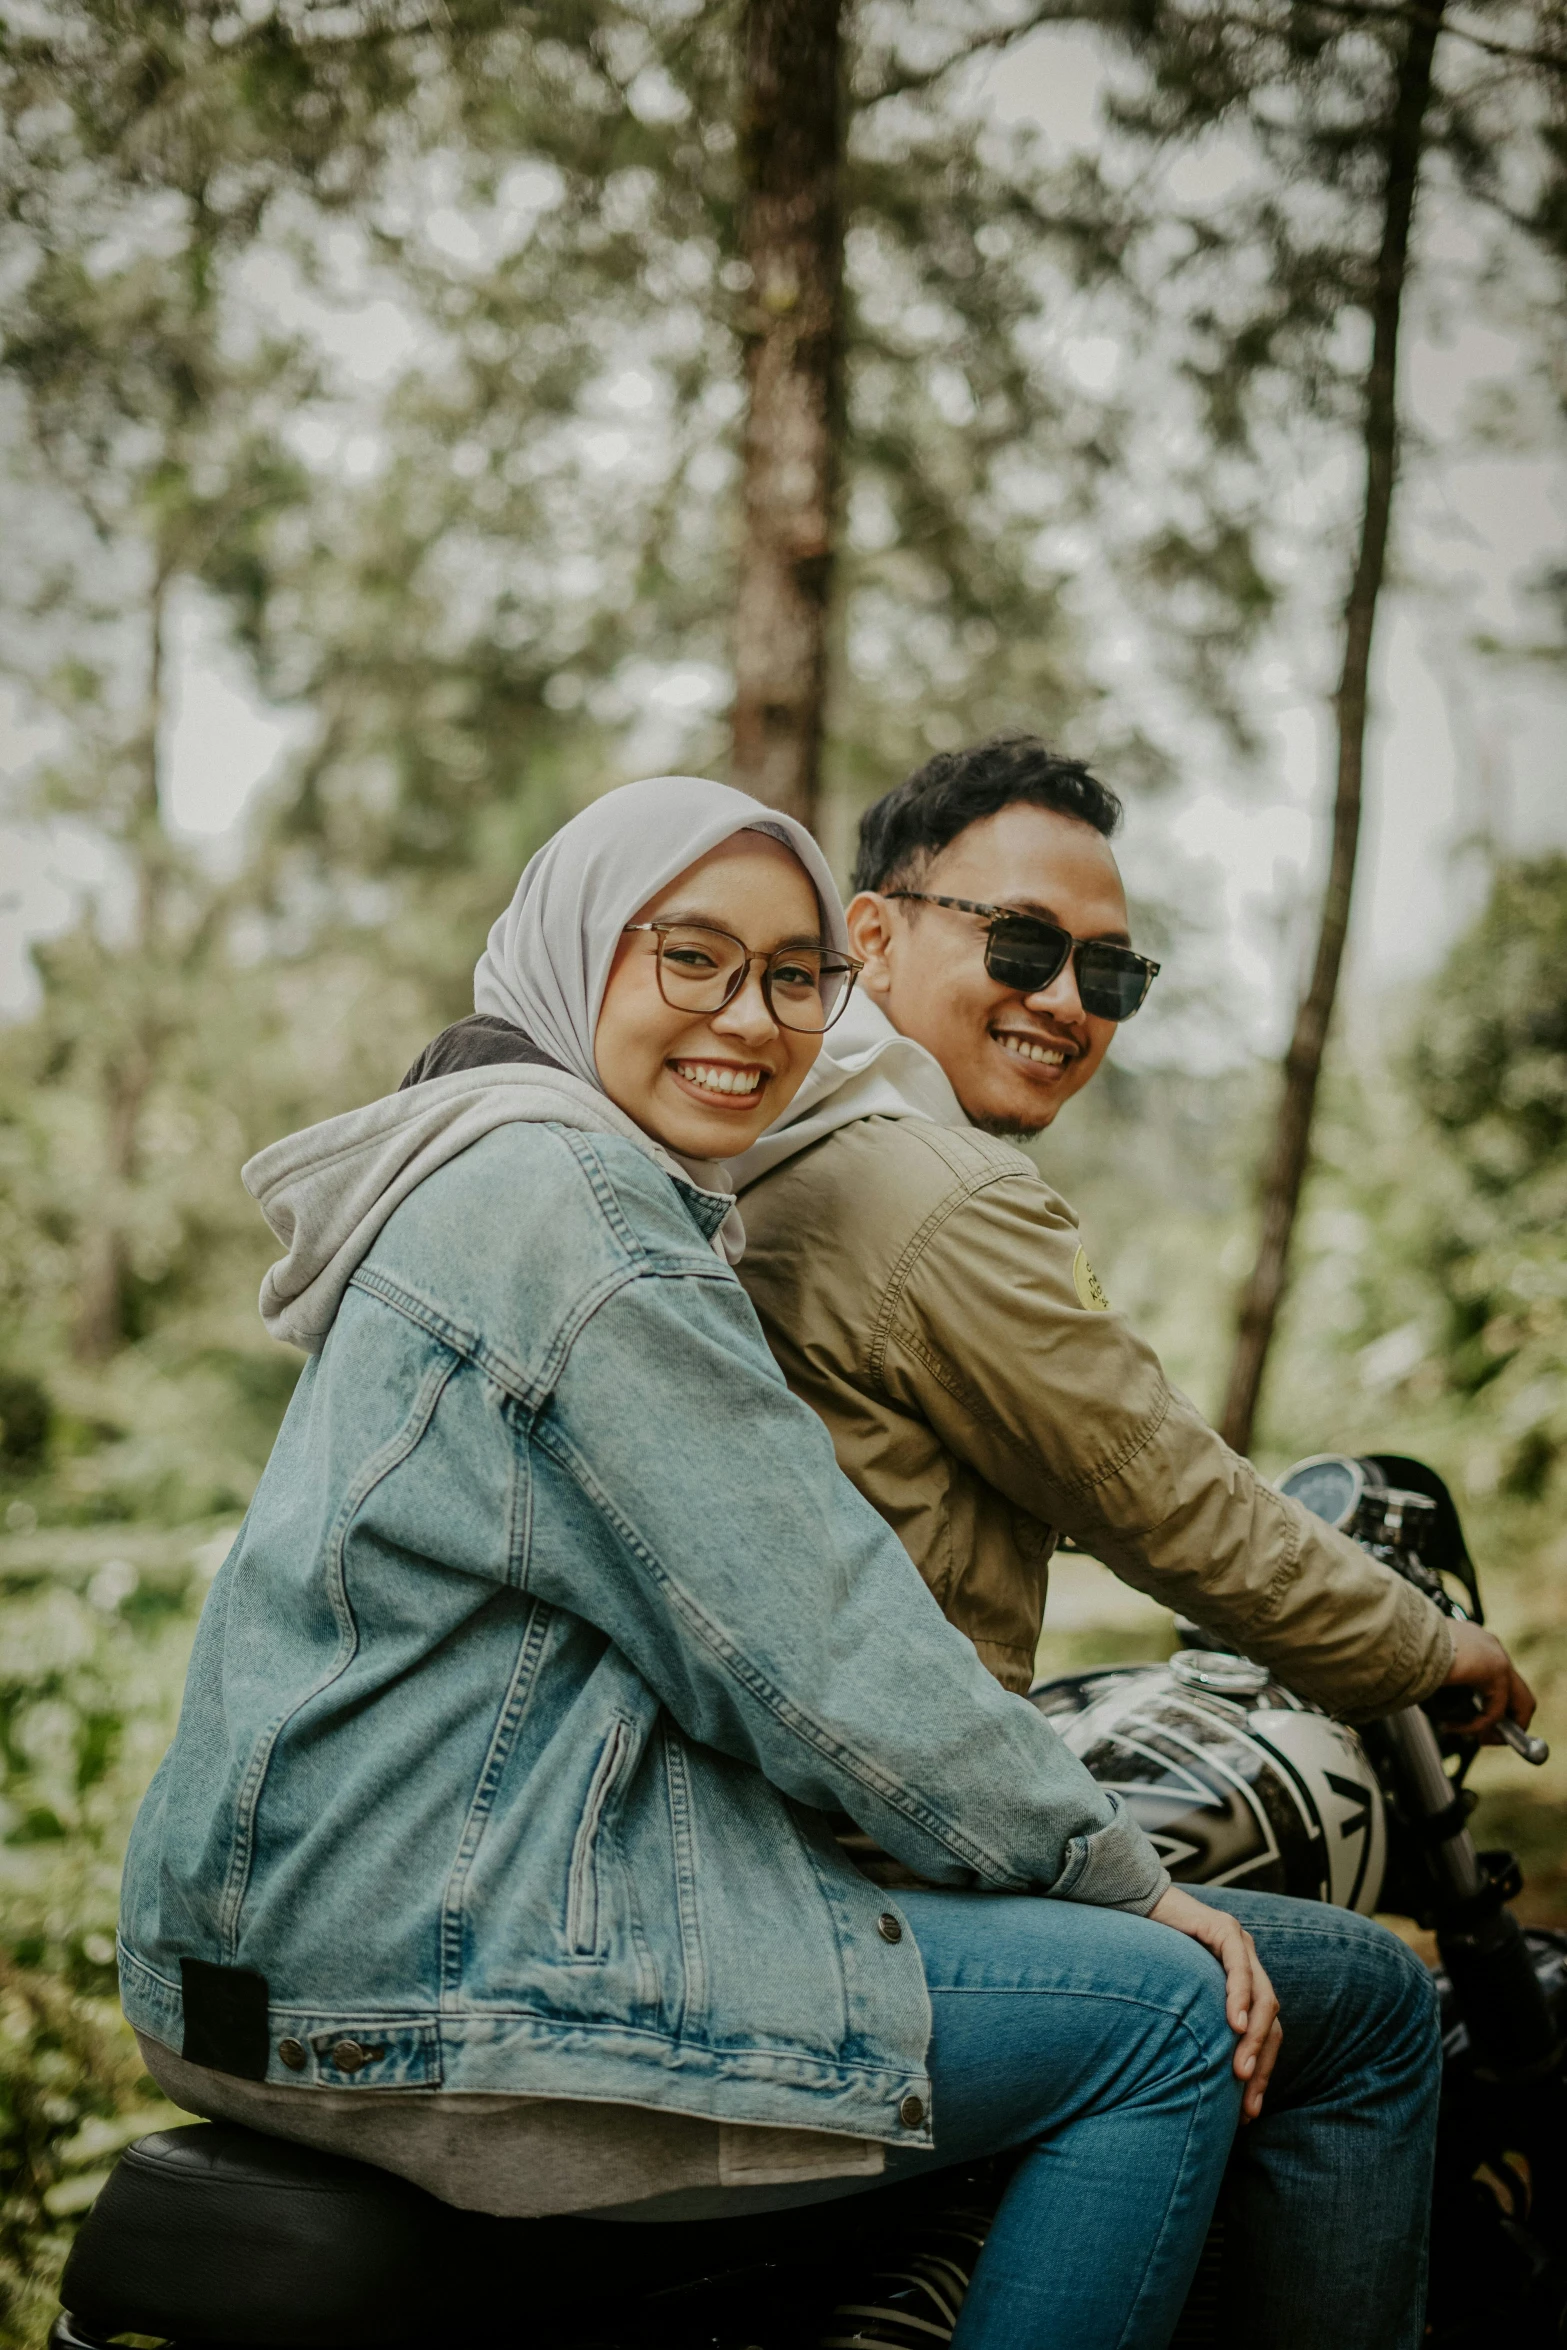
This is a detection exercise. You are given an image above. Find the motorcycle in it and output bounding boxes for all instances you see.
[1035,1452,1566,2348]
[51,1453,1565,2350]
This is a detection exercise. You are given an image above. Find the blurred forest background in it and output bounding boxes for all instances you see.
[1,0,1565,2339]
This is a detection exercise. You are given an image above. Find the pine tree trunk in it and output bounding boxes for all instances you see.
[73,573,168,1363]
[73,1057,149,1362]
[730,0,845,833]
[1219,0,1447,1454]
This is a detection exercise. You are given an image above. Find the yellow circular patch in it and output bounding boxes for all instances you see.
[1072,1246,1110,1312]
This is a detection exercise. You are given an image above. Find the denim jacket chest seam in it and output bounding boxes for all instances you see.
[347,1263,634,1406]
[349,1158,730,1407]
[557,1125,735,1258]
[348,1259,734,1406]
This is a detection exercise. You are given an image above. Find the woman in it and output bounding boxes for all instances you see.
[120,775,1277,2350]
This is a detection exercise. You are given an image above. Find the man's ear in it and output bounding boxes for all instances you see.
[844,892,896,997]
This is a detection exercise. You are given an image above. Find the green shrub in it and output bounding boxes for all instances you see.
[0,1959,169,2350]
[0,1537,208,2348]
[0,1382,51,1474]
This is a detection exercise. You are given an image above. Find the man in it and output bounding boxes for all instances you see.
[730,734,1531,1733]
[728,736,1534,2343]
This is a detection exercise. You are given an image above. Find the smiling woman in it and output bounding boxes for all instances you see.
[596,836,860,1158]
[387,778,857,1242]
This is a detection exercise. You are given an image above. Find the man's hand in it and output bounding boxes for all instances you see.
[1147,1886,1282,2122]
[1443,1619,1535,1740]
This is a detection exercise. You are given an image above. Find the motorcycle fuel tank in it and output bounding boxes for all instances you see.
[1030,1656,1387,1914]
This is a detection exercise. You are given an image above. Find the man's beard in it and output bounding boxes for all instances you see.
[971,1112,1050,1142]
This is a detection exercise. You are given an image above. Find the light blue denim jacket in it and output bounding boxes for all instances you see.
[119,1124,1165,2147]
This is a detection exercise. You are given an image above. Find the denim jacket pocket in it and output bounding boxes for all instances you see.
[566,1716,636,1959]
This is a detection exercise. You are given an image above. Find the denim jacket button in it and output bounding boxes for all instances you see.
[877,1912,904,1944]
[331,2039,368,2073]
[898,2093,925,2128]
[277,2038,307,2072]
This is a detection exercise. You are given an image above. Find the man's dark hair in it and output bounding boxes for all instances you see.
[851,736,1122,896]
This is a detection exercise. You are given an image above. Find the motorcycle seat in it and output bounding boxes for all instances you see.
[56,2120,913,2347]
[58,2123,455,2346]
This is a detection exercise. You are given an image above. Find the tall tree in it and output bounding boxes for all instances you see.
[0,1,431,1358]
[1218,0,1449,1450]
[0,88,303,1358]
[730,0,847,830]
[1030,0,1567,1450]
[237,0,1117,903]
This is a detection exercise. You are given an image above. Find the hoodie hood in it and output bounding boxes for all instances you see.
[725,989,968,1193]
[243,1062,735,1355]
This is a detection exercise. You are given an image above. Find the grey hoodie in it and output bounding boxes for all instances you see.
[242,1062,737,1354]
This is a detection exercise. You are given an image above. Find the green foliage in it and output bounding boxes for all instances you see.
[1031,852,1567,1908]
[0,1535,212,2348]
[0,1384,51,1475]
[0,1958,164,2350]
[0,0,1191,1394]
[1241,857,1567,1906]
[1415,856,1567,1184]
[1402,861,1567,1494]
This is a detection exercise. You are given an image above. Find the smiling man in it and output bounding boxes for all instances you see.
[855,793,1143,1135]
[730,734,1530,1736]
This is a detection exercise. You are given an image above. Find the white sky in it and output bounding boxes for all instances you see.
[2,27,1563,1038]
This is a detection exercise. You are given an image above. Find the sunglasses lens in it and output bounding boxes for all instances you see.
[1076,943,1156,1021]
[985,919,1071,994]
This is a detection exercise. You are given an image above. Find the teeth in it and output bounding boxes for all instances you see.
[996,1034,1066,1067]
[673,1061,765,1097]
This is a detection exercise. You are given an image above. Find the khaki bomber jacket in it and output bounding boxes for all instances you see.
[736,1115,1454,1721]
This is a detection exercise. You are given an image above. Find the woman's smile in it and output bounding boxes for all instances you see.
[667,1057,770,1103]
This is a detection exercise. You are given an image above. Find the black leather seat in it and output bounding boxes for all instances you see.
[55,2121,946,2348]
[59,2125,458,2346]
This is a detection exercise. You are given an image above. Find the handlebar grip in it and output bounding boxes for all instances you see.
[1496,1717,1549,1767]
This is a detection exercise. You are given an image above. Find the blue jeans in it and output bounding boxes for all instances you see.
[880,1886,1441,2350]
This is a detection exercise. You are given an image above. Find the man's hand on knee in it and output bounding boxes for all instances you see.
[1147,1887,1283,2122]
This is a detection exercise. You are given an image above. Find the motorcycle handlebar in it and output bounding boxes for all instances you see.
[1494,1716,1550,1767]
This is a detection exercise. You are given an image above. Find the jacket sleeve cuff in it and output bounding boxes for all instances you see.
[1402,1606,1457,1709]
[1333,1583,1456,1722]
[1047,1794,1171,1915]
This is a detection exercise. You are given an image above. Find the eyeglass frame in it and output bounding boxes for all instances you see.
[621,921,865,1035]
[884,892,1161,1020]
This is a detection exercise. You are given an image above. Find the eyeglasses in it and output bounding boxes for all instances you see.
[886,893,1160,1022]
[622,922,863,1035]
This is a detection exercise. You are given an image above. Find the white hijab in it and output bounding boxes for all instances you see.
[473,773,849,1094]
[246,776,847,1351]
